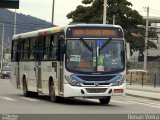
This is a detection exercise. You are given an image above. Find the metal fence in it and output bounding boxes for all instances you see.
[126,73,160,88]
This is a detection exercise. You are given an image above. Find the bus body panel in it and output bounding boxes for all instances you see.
[22,61,60,95]
[63,83,126,98]
[40,61,58,95]
[27,62,37,92]
[63,67,126,97]
[11,62,18,88]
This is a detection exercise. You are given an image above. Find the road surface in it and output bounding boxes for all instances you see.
[0,78,160,114]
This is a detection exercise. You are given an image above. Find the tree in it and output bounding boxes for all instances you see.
[67,0,157,55]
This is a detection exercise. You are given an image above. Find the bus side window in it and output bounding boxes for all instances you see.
[50,35,58,60]
[19,40,24,61]
[29,38,35,60]
[23,39,30,60]
[44,36,50,60]
[11,41,17,61]
[37,36,44,61]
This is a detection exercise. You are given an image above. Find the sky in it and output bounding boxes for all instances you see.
[9,0,160,26]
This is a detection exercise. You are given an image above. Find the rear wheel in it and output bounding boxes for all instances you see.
[23,77,31,97]
[1,75,4,79]
[49,80,60,103]
[99,96,111,104]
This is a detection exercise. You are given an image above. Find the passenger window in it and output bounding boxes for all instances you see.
[37,36,44,60]
[11,41,17,61]
[19,41,24,60]
[23,39,29,60]
[43,35,58,60]
[50,35,58,59]
[44,36,50,60]
[30,38,36,60]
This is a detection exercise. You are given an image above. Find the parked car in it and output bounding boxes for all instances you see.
[0,66,11,79]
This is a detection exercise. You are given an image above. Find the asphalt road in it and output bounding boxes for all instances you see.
[0,78,160,114]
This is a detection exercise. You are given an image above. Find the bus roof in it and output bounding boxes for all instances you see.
[12,24,123,40]
[12,26,63,40]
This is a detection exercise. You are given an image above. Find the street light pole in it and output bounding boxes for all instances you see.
[51,0,55,25]
[0,23,4,70]
[14,9,17,35]
[143,6,149,70]
[103,0,107,24]
[113,15,115,25]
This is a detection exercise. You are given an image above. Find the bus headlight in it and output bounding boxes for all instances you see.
[112,76,125,86]
[65,75,81,86]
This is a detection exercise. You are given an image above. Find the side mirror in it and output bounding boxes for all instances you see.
[59,35,65,41]
[61,45,66,54]
[59,45,66,61]
[58,35,65,61]
[126,43,130,61]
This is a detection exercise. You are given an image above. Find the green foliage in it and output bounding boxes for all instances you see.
[66,0,157,55]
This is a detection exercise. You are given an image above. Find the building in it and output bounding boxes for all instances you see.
[130,17,160,62]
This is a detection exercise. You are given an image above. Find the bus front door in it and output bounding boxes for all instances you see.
[28,53,42,93]
[35,37,43,94]
[35,61,42,94]
[15,47,20,89]
[15,62,20,89]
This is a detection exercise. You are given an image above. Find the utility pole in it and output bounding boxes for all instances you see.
[103,0,107,24]
[0,23,4,70]
[113,15,115,25]
[14,9,17,35]
[143,6,149,70]
[51,0,55,25]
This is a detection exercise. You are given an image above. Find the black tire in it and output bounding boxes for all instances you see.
[23,78,30,97]
[99,96,111,104]
[1,75,4,79]
[49,80,60,103]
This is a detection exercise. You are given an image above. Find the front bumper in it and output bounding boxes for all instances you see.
[63,83,126,98]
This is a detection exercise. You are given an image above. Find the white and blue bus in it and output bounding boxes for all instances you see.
[11,24,130,104]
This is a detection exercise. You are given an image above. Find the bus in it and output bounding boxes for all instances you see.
[11,24,130,104]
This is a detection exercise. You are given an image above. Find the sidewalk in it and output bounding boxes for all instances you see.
[126,84,160,100]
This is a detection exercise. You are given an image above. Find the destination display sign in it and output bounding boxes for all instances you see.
[0,0,19,9]
[66,27,123,38]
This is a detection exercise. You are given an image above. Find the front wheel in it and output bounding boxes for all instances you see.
[49,80,60,103]
[1,75,4,79]
[99,96,111,104]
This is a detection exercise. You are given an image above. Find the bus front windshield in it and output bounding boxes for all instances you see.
[66,39,125,74]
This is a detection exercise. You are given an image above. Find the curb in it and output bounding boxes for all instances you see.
[126,93,160,101]
[127,88,160,93]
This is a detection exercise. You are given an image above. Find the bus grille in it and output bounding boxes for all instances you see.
[83,83,110,85]
[86,88,107,93]
[77,75,116,81]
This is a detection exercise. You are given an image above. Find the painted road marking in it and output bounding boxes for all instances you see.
[21,97,40,102]
[127,101,160,109]
[111,100,131,104]
[0,96,16,101]
[0,96,40,102]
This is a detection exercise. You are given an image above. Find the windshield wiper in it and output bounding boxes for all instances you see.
[79,38,92,51]
[99,38,112,51]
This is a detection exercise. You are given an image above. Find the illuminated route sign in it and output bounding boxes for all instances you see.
[66,27,123,38]
[0,0,19,9]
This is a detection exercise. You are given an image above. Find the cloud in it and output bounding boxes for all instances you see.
[11,0,82,25]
